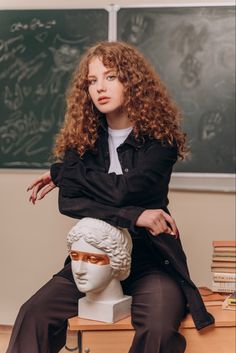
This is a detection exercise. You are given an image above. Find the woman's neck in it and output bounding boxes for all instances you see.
[106,109,133,130]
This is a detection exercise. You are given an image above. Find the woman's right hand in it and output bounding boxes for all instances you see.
[135,209,179,238]
[27,171,56,204]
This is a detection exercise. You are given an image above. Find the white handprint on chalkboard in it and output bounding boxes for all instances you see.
[121,14,153,45]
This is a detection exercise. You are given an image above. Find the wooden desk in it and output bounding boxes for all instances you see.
[68,306,236,353]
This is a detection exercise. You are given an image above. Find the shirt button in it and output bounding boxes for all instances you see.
[164,260,170,265]
[124,168,129,173]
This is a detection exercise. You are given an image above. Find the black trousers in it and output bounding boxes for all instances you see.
[6,237,187,353]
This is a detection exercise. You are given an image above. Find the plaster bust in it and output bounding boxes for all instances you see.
[67,217,133,322]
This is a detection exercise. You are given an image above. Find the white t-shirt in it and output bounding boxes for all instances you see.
[108,126,133,175]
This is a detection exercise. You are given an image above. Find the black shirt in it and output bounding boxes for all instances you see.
[50,120,214,330]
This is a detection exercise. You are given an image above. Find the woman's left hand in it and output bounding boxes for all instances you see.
[135,209,179,238]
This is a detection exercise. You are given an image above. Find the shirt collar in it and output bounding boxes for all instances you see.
[99,116,144,148]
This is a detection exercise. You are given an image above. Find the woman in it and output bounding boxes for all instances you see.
[7,41,214,353]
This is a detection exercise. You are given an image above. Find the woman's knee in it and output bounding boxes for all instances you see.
[18,296,49,325]
[158,324,183,345]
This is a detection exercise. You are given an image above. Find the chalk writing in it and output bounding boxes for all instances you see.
[10,18,56,32]
[0,35,25,63]
[0,111,48,156]
[4,84,23,111]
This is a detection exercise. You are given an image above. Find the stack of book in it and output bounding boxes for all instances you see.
[222,291,236,311]
[211,240,236,293]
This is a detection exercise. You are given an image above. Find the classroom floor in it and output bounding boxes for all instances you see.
[0,326,78,353]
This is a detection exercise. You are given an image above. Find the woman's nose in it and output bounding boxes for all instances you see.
[96,79,106,93]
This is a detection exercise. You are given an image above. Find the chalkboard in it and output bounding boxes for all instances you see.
[0,9,108,168]
[118,6,235,173]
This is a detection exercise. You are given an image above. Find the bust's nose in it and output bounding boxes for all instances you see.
[74,260,86,276]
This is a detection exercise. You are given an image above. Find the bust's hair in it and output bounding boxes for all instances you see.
[53,41,187,159]
[67,218,132,281]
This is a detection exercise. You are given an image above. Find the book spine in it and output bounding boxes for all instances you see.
[212,257,236,262]
[212,287,235,293]
[213,272,236,281]
[213,278,236,283]
[212,280,236,293]
[211,267,236,273]
[211,261,236,267]
[213,247,236,252]
[213,241,236,247]
[213,252,236,257]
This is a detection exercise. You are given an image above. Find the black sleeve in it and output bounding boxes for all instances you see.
[50,159,145,231]
[58,190,145,232]
[60,142,177,207]
[50,162,64,187]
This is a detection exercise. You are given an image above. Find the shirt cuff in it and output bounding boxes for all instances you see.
[50,162,63,186]
[118,207,145,233]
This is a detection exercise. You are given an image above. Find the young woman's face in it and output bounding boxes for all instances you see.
[88,57,124,115]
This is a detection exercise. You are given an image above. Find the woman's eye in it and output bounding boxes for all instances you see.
[107,75,116,81]
[88,79,96,85]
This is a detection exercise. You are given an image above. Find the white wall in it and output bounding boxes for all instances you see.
[0,0,235,325]
[169,191,235,285]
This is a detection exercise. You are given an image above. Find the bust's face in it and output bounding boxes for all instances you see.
[71,238,114,294]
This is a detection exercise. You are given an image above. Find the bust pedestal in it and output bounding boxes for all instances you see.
[78,296,132,323]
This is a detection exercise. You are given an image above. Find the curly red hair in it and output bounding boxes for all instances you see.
[53,41,187,159]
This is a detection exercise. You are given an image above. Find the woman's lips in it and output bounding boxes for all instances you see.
[98,97,110,104]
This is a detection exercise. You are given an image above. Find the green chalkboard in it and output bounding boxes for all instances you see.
[0,9,108,168]
[118,6,235,173]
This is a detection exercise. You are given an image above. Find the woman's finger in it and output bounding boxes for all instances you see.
[27,171,51,191]
[148,228,158,236]
[30,182,44,204]
[38,183,56,200]
[151,216,176,237]
[159,218,171,233]
[150,219,164,236]
[27,177,44,191]
[162,212,178,236]
[159,218,178,237]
